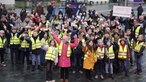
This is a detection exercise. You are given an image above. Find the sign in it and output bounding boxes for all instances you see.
[60,0,66,1]
[134,0,142,2]
[0,0,15,4]
[113,6,132,17]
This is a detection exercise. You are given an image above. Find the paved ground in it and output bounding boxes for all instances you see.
[1,2,146,82]
[0,49,146,82]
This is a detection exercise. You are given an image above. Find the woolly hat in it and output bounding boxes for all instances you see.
[62,36,69,41]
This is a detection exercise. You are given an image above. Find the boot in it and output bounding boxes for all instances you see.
[27,65,30,70]
[110,74,114,80]
[32,65,35,71]
[59,79,64,82]
[65,79,68,82]
[38,65,43,71]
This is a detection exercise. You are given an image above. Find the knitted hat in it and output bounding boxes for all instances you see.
[62,36,69,41]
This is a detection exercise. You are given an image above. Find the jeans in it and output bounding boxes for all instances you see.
[105,60,114,74]
[72,54,83,72]
[118,59,129,75]
[135,53,143,71]
[40,49,46,65]
[21,50,30,65]
[31,54,41,66]
[130,48,134,64]
[95,59,104,75]
[10,48,19,64]
[0,49,4,63]
[46,60,54,81]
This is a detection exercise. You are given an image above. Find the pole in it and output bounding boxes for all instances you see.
[125,0,127,6]
[125,0,128,6]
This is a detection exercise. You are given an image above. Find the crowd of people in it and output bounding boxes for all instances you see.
[0,1,146,82]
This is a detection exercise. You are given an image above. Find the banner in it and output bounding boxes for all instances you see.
[0,0,15,4]
[113,6,132,17]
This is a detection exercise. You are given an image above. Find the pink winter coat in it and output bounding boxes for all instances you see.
[52,33,78,68]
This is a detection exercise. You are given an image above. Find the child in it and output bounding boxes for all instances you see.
[0,30,7,67]
[50,30,78,82]
[118,38,130,76]
[45,39,58,82]
[105,41,115,79]
[82,40,96,81]
[95,39,105,80]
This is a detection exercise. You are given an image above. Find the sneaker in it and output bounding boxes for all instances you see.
[72,71,76,74]
[134,70,138,74]
[1,62,6,67]
[100,75,104,80]
[38,65,43,71]
[137,70,143,75]
[79,70,83,74]
[95,75,98,79]
[51,80,55,82]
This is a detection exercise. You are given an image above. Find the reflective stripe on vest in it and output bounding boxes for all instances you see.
[118,45,128,59]
[135,26,141,38]
[96,47,104,59]
[41,38,48,45]
[134,41,144,52]
[129,38,134,48]
[21,40,29,48]
[106,45,115,59]
[10,33,20,45]
[58,42,71,57]
[31,37,41,50]
[45,47,57,61]
[0,37,6,48]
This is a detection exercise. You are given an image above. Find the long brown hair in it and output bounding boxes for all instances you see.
[86,40,95,51]
[49,39,57,47]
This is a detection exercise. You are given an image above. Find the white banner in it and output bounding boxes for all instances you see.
[0,0,15,4]
[113,6,132,17]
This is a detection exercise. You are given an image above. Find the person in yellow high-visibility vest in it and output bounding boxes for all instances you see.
[45,39,58,82]
[125,29,135,66]
[50,29,78,82]
[95,39,105,80]
[118,38,130,77]
[105,41,115,79]
[31,30,45,71]
[132,19,144,39]
[134,35,145,75]
[19,31,32,70]
[6,27,25,64]
[0,30,7,67]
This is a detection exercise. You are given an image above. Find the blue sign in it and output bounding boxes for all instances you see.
[134,0,142,2]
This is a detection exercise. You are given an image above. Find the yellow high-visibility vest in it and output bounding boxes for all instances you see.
[28,30,34,37]
[134,41,144,52]
[45,47,58,61]
[31,37,41,50]
[0,37,6,48]
[106,45,115,59]
[58,42,71,57]
[96,47,105,59]
[135,26,141,38]
[41,38,48,46]
[118,45,128,59]
[10,33,20,45]
[21,40,29,48]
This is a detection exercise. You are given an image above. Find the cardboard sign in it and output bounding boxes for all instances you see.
[0,0,15,4]
[113,6,132,17]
